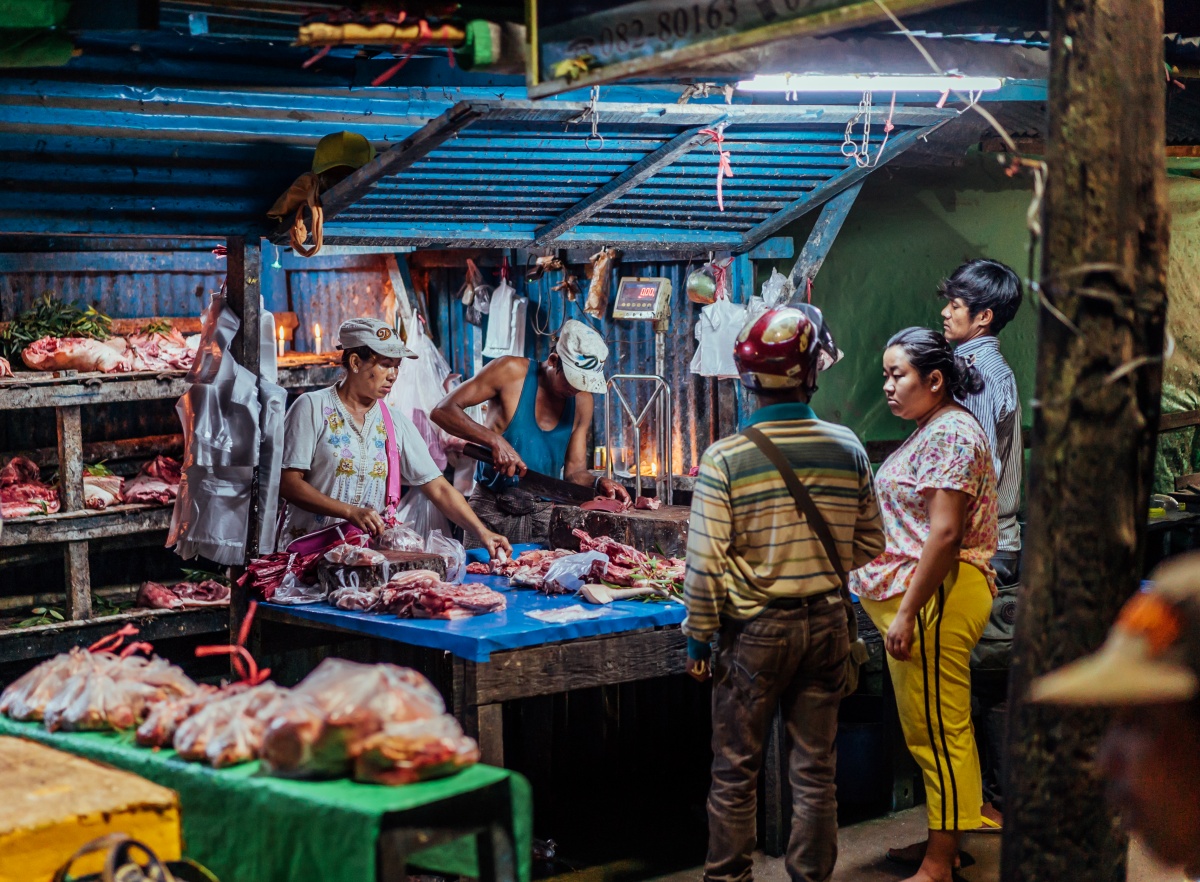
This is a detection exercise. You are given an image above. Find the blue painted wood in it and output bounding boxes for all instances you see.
[0,252,223,273]
[786,180,864,292]
[747,237,795,260]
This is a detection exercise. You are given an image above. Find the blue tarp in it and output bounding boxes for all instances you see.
[265,547,684,662]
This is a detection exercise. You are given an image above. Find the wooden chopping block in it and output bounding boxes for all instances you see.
[0,736,181,882]
[317,549,446,593]
[549,504,691,557]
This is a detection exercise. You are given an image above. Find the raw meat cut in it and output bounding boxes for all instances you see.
[324,543,386,566]
[407,582,507,619]
[634,496,662,511]
[125,329,195,372]
[575,529,685,594]
[355,716,480,785]
[123,456,182,506]
[573,529,649,566]
[0,456,60,518]
[22,336,134,373]
[239,550,323,600]
[0,356,11,378]
[136,579,230,610]
[83,473,124,510]
[580,497,630,513]
[465,562,492,575]
[328,586,381,612]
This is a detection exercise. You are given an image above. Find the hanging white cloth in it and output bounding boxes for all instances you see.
[690,297,747,379]
[483,280,528,358]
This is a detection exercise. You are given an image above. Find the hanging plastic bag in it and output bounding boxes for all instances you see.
[541,551,609,595]
[377,521,425,552]
[460,259,492,326]
[686,258,732,305]
[386,319,456,466]
[395,490,453,541]
[426,529,467,583]
[690,298,747,379]
[761,268,792,307]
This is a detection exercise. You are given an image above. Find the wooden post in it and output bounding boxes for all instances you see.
[224,236,262,647]
[56,405,91,620]
[1002,1,1170,880]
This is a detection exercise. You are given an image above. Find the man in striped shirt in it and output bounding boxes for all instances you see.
[940,258,1024,832]
[684,306,885,882]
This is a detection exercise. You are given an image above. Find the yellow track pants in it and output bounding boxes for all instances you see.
[860,564,993,831]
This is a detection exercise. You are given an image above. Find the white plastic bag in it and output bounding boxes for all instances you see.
[761,268,792,307]
[542,551,609,595]
[272,573,328,605]
[395,489,453,541]
[526,605,606,624]
[385,320,456,466]
[689,298,747,379]
[376,522,425,553]
[426,529,467,583]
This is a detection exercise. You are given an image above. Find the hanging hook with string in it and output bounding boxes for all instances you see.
[841,91,873,168]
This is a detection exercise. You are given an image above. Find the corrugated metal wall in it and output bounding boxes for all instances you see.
[1,269,223,320]
[422,258,745,475]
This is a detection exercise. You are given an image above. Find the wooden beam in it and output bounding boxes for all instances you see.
[1159,408,1200,432]
[532,121,727,245]
[55,406,84,512]
[63,542,91,621]
[1002,0,1170,877]
[786,180,862,293]
[739,125,938,248]
[317,102,489,224]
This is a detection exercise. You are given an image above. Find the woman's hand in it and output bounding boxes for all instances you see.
[343,504,386,537]
[482,530,513,562]
[885,609,917,662]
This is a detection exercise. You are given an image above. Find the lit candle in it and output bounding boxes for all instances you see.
[277,325,285,358]
[313,322,322,354]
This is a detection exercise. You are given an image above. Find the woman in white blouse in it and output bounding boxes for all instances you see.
[277,318,510,559]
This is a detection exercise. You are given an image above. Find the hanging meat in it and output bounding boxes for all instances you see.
[0,456,60,518]
[584,247,620,319]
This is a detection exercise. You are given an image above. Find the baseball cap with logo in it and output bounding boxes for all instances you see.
[556,320,608,394]
[1030,552,1200,706]
[337,318,417,360]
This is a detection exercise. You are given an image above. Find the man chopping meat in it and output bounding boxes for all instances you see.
[432,320,629,546]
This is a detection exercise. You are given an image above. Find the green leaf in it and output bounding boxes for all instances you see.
[84,460,114,477]
[48,609,64,621]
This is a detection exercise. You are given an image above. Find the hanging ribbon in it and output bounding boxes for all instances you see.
[88,623,140,654]
[370,20,434,87]
[711,257,733,300]
[699,127,733,212]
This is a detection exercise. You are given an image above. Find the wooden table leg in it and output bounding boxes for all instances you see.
[475,822,516,882]
[56,406,91,620]
[63,541,92,620]
[454,658,506,767]
[476,703,505,767]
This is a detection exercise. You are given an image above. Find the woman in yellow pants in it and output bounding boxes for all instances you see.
[850,328,999,882]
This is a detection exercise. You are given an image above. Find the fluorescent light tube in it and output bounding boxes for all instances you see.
[737,73,1004,93]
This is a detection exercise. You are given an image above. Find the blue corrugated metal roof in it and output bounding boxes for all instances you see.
[314,100,955,252]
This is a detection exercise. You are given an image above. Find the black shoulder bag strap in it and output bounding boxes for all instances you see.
[741,426,861,652]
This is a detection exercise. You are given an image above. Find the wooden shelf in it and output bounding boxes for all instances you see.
[0,608,228,665]
[0,358,342,410]
[0,504,173,547]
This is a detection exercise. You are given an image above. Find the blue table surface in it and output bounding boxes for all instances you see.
[264,545,685,662]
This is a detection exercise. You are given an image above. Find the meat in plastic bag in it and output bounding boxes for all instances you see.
[425,529,466,583]
[1,647,91,721]
[376,522,425,553]
[271,572,328,605]
[541,551,609,595]
[136,685,219,747]
[173,682,289,768]
[354,716,480,785]
[259,692,346,778]
[325,543,386,566]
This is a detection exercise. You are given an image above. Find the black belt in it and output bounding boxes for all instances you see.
[767,588,841,610]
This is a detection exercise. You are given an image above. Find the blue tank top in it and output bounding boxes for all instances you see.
[477,359,576,492]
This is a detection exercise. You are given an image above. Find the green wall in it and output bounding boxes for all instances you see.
[769,153,1040,443]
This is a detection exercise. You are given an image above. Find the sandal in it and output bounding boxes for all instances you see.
[972,803,1004,834]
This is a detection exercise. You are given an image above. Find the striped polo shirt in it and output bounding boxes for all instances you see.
[683,403,886,648]
[955,336,1023,552]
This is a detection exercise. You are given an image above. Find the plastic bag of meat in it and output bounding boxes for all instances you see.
[136,684,220,747]
[260,659,445,779]
[376,522,425,553]
[354,716,480,785]
[21,336,134,373]
[0,647,92,721]
[0,456,60,519]
[173,682,289,768]
[584,247,620,320]
[425,529,466,583]
[541,552,609,595]
[324,543,386,566]
[123,455,182,506]
[328,585,381,612]
[83,472,124,510]
[40,651,196,732]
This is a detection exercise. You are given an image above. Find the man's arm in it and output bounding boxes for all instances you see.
[563,393,630,502]
[682,452,732,666]
[431,357,526,477]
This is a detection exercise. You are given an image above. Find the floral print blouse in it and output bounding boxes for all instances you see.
[849,410,999,602]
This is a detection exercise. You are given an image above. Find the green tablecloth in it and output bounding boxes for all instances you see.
[0,717,531,882]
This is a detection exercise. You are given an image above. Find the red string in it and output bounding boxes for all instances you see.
[302,45,333,69]
[370,21,433,87]
[699,128,733,212]
[88,624,140,654]
[884,91,896,134]
[195,601,271,685]
[711,257,733,300]
[211,245,227,259]
[806,277,813,304]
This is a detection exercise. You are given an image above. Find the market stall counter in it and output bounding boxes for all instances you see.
[257,545,688,766]
[0,717,531,882]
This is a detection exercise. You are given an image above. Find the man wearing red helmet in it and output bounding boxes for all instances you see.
[684,305,885,882]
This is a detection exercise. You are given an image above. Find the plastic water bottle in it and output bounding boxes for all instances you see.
[259,295,278,384]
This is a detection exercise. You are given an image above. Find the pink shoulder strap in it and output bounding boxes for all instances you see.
[378,402,402,509]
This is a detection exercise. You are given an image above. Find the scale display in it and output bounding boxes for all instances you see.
[612,277,672,321]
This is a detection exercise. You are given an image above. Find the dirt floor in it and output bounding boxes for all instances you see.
[544,807,1186,882]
